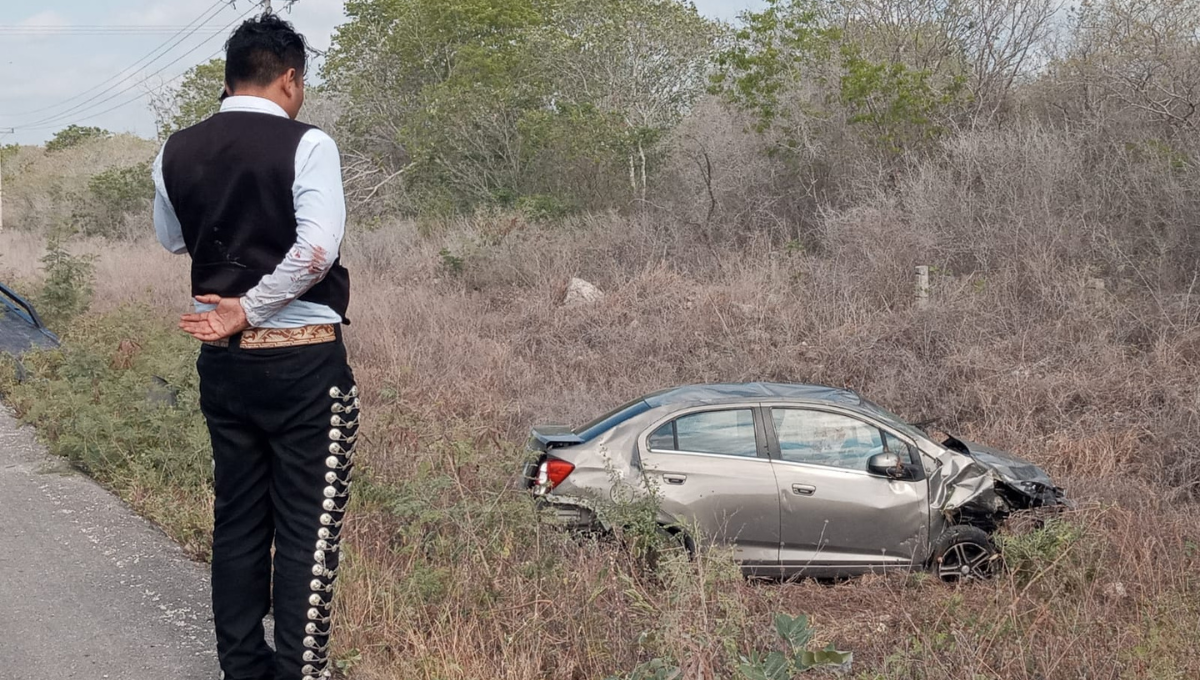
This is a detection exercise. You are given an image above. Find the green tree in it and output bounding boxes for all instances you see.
[153,59,226,139]
[536,0,719,200]
[323,0,717,215]
[712,0,966,154]
[85,161,155,236]
[324,0,553,213]
[45,125,111,152]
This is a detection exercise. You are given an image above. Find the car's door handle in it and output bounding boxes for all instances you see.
[663,474,687,485]
[792,484,816,496]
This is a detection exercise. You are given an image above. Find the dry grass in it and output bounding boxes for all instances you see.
[335,208,1200,678]
[0,229,188,314]
[4,126,1200,679]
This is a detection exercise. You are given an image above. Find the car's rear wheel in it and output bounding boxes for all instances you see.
[932,525,999,582]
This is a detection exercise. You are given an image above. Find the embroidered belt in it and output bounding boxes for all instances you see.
[204,324,337,349]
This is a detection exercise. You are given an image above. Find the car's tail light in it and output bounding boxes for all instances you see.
[536,457,575,490]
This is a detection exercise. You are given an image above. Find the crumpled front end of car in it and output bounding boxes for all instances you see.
[927,436,1068,533]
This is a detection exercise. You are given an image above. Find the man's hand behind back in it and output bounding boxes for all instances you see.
[180,295,251,341]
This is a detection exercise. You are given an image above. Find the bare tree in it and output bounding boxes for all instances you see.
[1068,0,1200,132]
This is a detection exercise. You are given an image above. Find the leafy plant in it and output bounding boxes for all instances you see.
[737,614,853,679]
[995,516,1087,586]
[335,648,364,672]
[36,229,96,328]
[517,193,577,222]
[438,248,465,275]
[0,142,19,165]
[839,47,965,153]
[606,614,851,680]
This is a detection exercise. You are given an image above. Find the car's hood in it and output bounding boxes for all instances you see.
[943,436,1064,507]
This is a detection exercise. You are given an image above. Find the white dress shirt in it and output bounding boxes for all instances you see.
[152,95,347,328]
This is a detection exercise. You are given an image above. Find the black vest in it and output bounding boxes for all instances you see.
[161,111,350,321]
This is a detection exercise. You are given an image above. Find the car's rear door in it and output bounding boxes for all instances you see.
[639,406,780,566]
[765,406,929,573]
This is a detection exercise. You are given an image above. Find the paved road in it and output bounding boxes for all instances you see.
[0,405,223,679]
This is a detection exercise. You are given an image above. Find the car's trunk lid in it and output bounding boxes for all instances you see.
[529,424,584,452]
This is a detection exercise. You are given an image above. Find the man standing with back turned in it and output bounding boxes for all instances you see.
[152,14,357,680]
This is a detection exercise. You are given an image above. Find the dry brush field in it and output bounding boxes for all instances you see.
[8,0,1200,674]
[3,134,1200,677]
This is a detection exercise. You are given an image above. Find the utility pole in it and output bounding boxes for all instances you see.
[0,128,13,232]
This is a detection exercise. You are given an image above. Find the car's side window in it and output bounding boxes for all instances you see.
[648,421,676,450]
[771,409,884,471]
[882,431,917,465]
[648,409,758,458]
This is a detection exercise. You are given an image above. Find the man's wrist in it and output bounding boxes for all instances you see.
[238,297,260,329]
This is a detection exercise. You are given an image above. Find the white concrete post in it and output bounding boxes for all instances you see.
[915,265,930,310]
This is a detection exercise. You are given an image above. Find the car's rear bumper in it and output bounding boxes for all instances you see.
[538,498,598,529]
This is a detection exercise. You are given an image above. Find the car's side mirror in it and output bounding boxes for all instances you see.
[868,452,908,479]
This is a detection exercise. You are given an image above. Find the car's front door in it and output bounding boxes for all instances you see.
[640,407,780,566]
[766,407,929,571]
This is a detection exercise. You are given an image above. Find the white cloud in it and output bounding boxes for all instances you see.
[17,10,71,26]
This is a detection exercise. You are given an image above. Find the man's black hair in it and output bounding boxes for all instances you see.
[224,13,307,92]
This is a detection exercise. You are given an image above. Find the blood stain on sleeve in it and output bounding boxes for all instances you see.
[308,245,329,274]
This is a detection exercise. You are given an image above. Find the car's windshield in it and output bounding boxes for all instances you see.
[860,398,933,445]
[574,399,652,441]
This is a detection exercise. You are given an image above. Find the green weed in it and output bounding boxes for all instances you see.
[35,230,95,329]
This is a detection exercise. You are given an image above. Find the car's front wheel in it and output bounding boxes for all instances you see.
[931,525,999,582]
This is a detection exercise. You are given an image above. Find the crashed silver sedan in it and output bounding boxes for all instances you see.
[523,383,1066,581]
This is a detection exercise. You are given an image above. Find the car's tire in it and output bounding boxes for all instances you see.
[931,524,999,583]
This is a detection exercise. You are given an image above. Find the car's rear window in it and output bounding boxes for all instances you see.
[575,399,652,441]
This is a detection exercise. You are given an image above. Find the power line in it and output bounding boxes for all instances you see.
[0,27,231,35]
[20,48,228,132]
[18,3,261,133]
[12,4,256,131]
[1,0,230,120]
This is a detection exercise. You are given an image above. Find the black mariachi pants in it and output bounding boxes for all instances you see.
[198,334,358,680]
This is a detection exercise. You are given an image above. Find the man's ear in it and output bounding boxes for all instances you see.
[280,68,299,96]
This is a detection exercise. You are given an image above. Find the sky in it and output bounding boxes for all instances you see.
[0,0,765,145]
